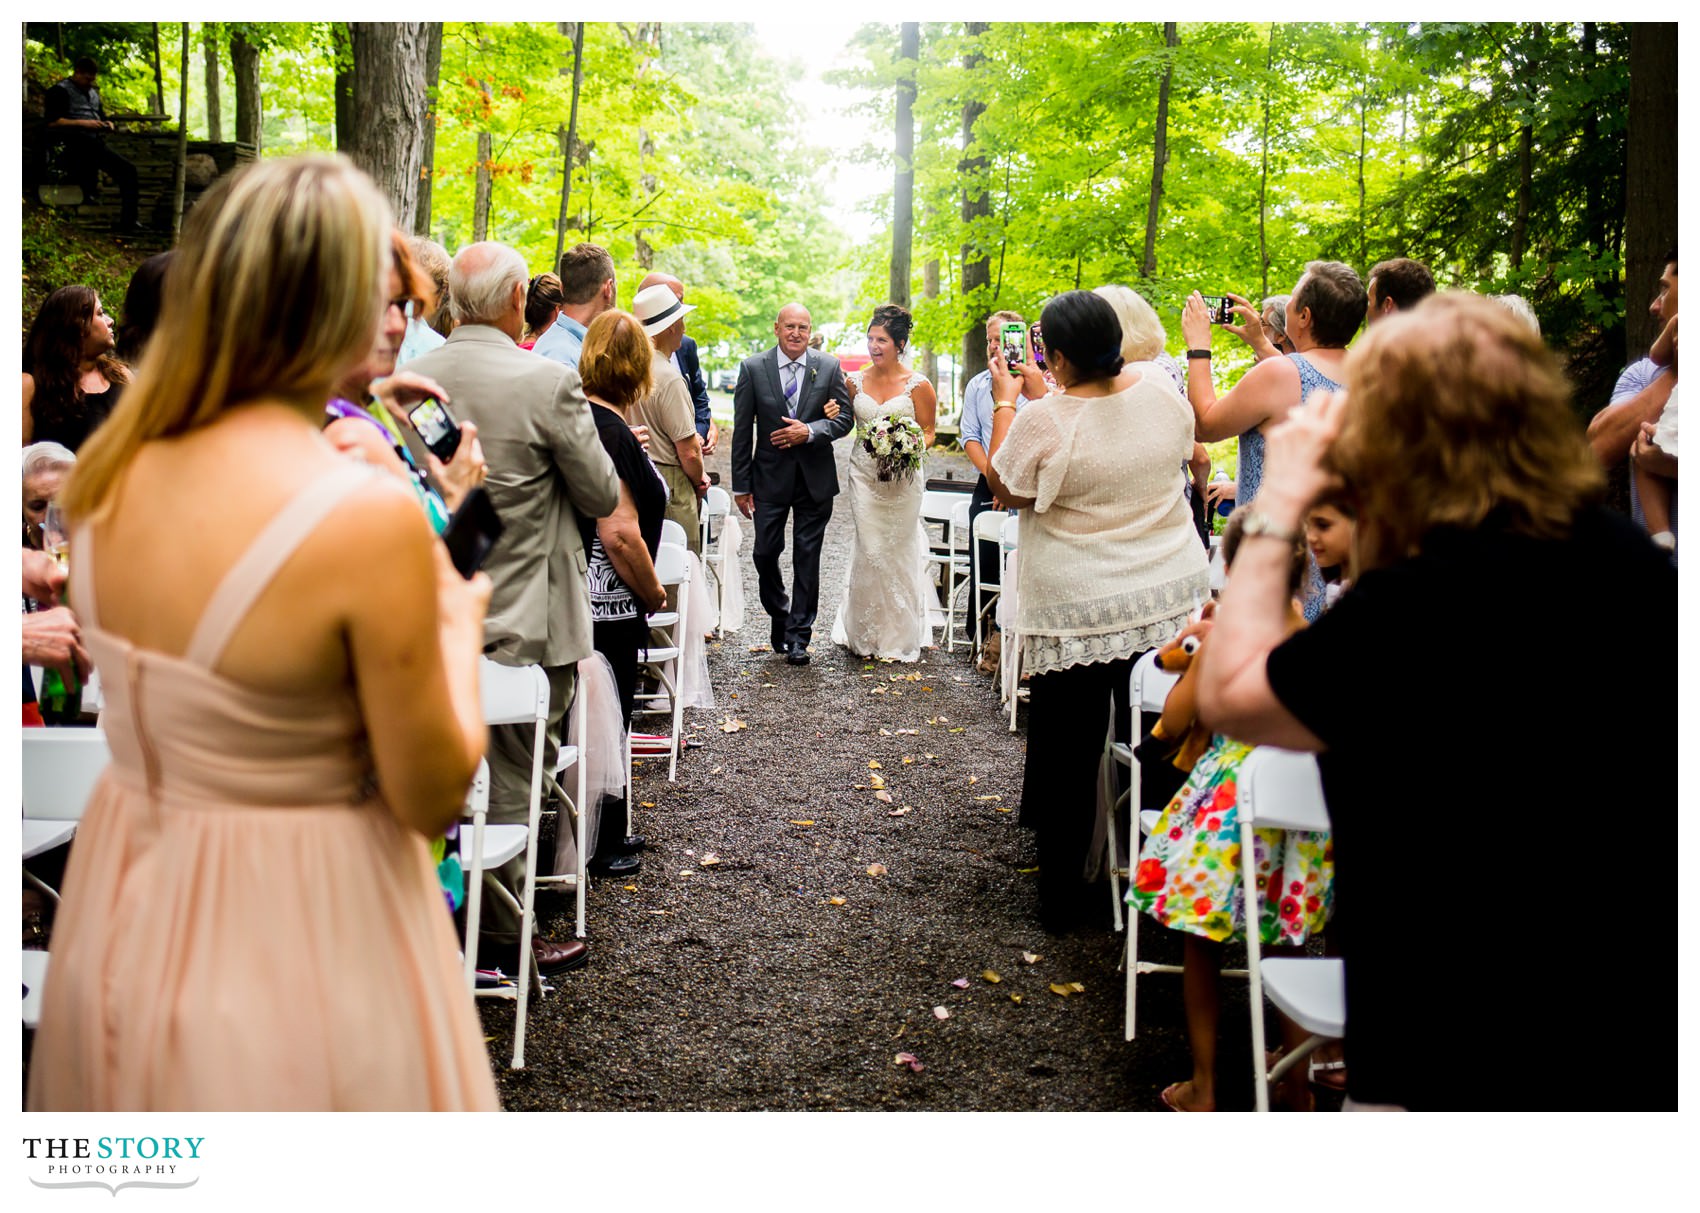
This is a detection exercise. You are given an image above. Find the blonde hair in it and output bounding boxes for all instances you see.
[62,155,391,522]
[1328,292,1602,571]
[579,310,655,408]
[1092,283,1166,362]
[1489,293,1541,337]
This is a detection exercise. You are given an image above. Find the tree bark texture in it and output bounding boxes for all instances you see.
[1510,122,1531,270]
[414,22,443,238]
[554,21,586,272]
[1357,82,1369,269]
[333,24,354,154]
[890,22,918,308]
[959,21,991,391]
[1259,26,1275,301]
[231,29,262,150]
[348,22,432,233]
[921,253,939,389]
[150,23,166,116]
[474,126,493,242]
[1141,22,1177,280]
[202,25,221,143]
[172,23,189,240]
[1624,22,1676,356]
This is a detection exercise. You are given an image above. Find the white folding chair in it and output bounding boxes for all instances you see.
[660,518,688,550]
[21,728,111,1028]
[462,658,550,1069]
[699,485,733,630]
[1102,650,1180,934]
[1238,747,1344,1111]
[541,671,589,939]
[999,515,1024,731]
[635,541,690,784]
[923,498,973,651]
[971,509,1007,658]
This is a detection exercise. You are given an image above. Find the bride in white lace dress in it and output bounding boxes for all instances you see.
[828,304,939,662]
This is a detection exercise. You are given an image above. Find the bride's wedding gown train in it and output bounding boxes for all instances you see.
[830,369,938,663]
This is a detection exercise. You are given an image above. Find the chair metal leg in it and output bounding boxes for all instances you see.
[575,692,588,940]
[510,715,548,1070]
[1243,816,1270,1110]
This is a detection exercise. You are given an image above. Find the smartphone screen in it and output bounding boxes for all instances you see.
[407,396,462,461]
[1028,323,1047,369]
[999,322,1026,369]
[441,486,504,578]
[1201,295,1234,325]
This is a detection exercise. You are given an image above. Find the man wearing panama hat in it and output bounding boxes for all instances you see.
[630,281,709,552]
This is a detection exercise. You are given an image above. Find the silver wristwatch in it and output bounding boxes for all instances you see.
[1238,510,1299,544]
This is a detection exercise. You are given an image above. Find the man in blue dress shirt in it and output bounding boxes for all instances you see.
[534,243,617,370]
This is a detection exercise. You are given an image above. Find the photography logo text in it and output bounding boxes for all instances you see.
[22,1137,203,1196]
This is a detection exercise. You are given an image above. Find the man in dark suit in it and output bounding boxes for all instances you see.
[639,272,718,454]
[731,303,853,665]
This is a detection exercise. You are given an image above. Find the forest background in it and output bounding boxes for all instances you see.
[20,20,1678,434]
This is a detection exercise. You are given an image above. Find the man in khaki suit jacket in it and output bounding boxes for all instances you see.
[406,241,618,976]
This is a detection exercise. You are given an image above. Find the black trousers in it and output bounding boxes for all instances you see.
[591,612,648,858]
[752,493,834,648]
[58,136,138,227]
[966,475,1002,632]
[1021,654,1137,930]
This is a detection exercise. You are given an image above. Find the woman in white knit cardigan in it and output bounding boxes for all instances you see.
[987,290,1210,932]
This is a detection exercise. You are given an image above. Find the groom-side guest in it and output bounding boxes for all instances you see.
[960,311,1028,668]
[639,271,718,455]
[630,283,708,552]
[731,303,854,665]
[535,243,618,370]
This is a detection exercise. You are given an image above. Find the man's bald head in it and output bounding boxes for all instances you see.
[775,303,812,359]
[450,240,528,337]
[639,271,685,301]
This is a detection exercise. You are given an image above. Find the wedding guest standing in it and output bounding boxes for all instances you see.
[22,285,130,451]
[30,154,500,1110]
[986,290,1209,931]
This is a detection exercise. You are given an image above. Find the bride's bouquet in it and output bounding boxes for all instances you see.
[858,413,927,483]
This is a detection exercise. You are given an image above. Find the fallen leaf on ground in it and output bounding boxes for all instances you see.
[895,728,919,735]
[874,790,894,804]
[623,884,638,892]
[869,774,886,789]
[761,682,776,688]
[699,853,721,866]
[720,718,748,732]
[969,775,981,785]
[879,728,893,736]
[933,1006,950,1020]
[901,757,914,765]
[982,970,1002,984]
[789,819,815,827]
[1022,951,1042,964]
[1049,983,1075,997]
[893,1024,906,1039]
[949,727,966,733]
[868,759,883,769]
[870,685,888,695]
[888,806,911,816]
[730,692,739,699]
[640,801,656,808]
[975,794,1001,801]
[828,896,847,906]
[1009,993,1024,1004]
[996,807,1012,813]
[678,870,694,877]
[950,977,971,989]
[925,753,936,760]
[749,645,771,653]
[866,863,888,878]
[893,1052,924,1073]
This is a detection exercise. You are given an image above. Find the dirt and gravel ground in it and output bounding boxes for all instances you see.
[482,440,1283,1113]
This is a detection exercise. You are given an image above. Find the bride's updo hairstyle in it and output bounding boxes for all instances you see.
[869,302,914,354]
[1039,290,1125,383]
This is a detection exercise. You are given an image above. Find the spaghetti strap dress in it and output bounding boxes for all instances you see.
[27,462,500,1111]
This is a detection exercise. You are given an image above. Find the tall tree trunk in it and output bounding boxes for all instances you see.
[1357,80,1368,269]
[922,252,939,389]
[150,23,166,115]
[348,22,432,232]
[1141,22,1177,280]
[890,22,919,308]
[959,21,991,391]
[1580,23,1616,322]
[554,21,587,271]
[1509,122,1532,270]
[332,24,354,154]
[202,24,222,142]
[1624,23,1676,356]
[414,22,443,238]
[1259,26,1276,300]
[631,22,662,271]
[231,28,262,150]
[474,127,493,242]
[172,23,189,240]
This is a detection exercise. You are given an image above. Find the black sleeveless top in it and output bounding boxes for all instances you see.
[31,380,122,453]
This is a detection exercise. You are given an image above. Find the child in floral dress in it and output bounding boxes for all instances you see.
[1128,512,1333,1111]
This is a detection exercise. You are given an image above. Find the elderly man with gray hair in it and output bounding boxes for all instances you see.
[405,241,620,977]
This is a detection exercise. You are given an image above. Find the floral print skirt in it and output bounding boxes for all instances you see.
[1127,735,1333,945]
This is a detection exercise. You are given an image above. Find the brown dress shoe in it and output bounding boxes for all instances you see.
[530,937,589,977]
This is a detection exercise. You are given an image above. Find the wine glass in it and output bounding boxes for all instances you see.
[42,502,70,570]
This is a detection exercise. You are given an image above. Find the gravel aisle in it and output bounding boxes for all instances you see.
[482,441,1228,1112]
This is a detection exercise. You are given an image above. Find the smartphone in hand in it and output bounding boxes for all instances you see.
[1028,323,1047,369]
[999,321,1027,370]
[1199,295,1236,325]
[440,486,504,578]
[407,395,463,462]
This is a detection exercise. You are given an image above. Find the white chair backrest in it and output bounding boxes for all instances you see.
[1131,648,1180,715]
[660,519,688,549]
[22,729,111,821]
[1000,513,1019,550]
[921,488,970,524]
[972,510,1008,543]
[704,485,732,519]
[654,541,688,587]
[949,499,973,551]
[480,659,550,727]
[1238,748,1330,833]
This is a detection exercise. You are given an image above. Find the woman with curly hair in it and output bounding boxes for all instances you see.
[21,284,131,451]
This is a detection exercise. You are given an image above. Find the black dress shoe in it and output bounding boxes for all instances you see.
[589,852,642,877]
[770,620,788,652]
[616,834,647,854]
[786,648,811,666]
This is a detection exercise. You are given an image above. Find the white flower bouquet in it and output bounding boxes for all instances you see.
[858,413,926,482]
